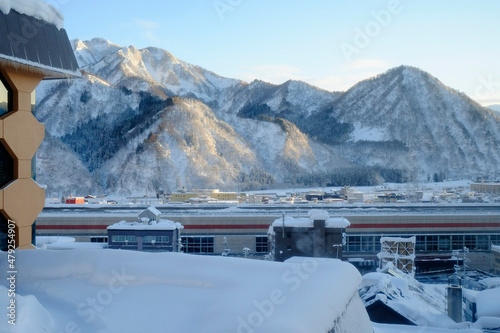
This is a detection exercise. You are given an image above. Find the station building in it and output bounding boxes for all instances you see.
[35,204,500,272]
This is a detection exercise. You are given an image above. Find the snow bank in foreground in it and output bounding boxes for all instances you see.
[0,0,64,29]
[372,323,482,333]
[0,250,371,332]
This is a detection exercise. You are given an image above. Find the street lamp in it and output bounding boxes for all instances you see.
[333,244,342,259]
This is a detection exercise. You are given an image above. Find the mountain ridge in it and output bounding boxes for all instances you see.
[34,38,500,196]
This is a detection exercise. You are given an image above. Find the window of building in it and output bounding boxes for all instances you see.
[426,235,438,251]
[476,235,489,250]
[256,236,268,253]
[361,236,377,252]
[346,236,361,252]
[0,213,9,252]
[452,235,464,250]
[491,235,500,244]
[111,235,137,243]
[144,235,170,243]
[90,237,108,243]
[346,235,381,253]
[0,143,14,188]
[438,235,451,251]
[465,235,476,250]
[415,235,426,252]
[0,73,12,117]
[181,236,214,253]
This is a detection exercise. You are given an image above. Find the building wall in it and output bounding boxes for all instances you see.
[35,209,500,267]
[0,67,45,250]
[108,228,179,252]
[171,191,237,202]
[272,223,345,262]
[471,183,500,194]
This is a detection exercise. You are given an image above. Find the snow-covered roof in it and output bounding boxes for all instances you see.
[0,250,371,332]
[380,236,416,243]
[480,277,500,289]
[270,209,350,230]
[492,244,500,254]
[476,287,500,318]
[0,0,80,78]
[144,205,161,216]
[107,219,183,230]
[0,0,64,29]
[360,265,467,329]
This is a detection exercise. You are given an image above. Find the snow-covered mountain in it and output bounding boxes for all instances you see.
[488,104,500,113]
[34,38,500,196]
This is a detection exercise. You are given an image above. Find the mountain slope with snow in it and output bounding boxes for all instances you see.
[325,66,500,178]
[34,39,500,196]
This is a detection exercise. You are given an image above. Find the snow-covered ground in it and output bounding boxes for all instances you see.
[0,250,372,333]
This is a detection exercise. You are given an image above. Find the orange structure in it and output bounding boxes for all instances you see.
[0,3,79,249]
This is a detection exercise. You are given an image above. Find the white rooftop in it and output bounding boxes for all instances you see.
[107,219,183,230]
[0,250,371,332]
[476,287,500,318]
[270,209,350,230]
[360,264,469,330]
[0,0,64,29]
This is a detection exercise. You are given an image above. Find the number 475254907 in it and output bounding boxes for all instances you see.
[7,220,16,265]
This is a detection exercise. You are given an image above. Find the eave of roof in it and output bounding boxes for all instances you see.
[0,8,80,79]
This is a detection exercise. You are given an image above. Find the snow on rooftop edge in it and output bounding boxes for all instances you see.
[271,209,350,229]
[107,219,183,230]
[476,287,500,318]
[0,0,64,29]
[0,250,371,332]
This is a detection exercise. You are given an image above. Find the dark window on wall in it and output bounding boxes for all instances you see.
[426,235,438,251]
[90,237,108,243]
[438,235,451,251]
[452,235,464,250]
[465,235,476,250]
[144,235,170,243]
[416,235,426,252]
[476,235,489,250]
[111,235,137,243]
[0,213,8,251]
[31,156,36,180]
[346,236,361,252]
[256,236,268,253]
[361,236,376,252]
[0,143,14,188]
[182,236,214,254]
[0,72,12,117]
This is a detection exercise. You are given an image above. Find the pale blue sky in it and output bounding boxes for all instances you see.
[51,0,500,105]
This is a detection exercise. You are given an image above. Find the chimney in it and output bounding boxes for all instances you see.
[447,274,463,323]
[313,218,326,257]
